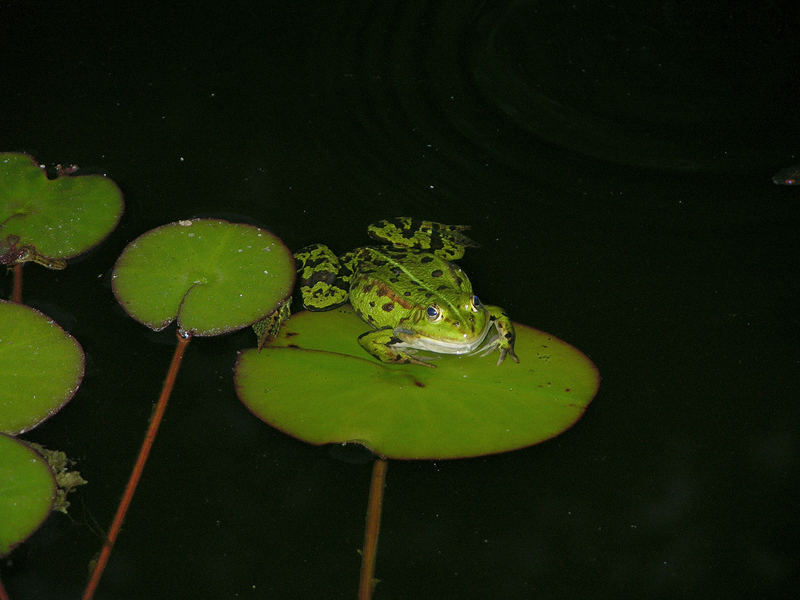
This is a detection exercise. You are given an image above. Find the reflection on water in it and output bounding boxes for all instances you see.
[303,0,799,201]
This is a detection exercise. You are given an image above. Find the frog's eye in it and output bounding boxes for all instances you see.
[471,295,481,311]
[426,305,442,322]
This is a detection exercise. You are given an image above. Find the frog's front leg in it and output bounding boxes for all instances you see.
[483,305,519,366]
[253,297,292,349]
[358,328,435,368]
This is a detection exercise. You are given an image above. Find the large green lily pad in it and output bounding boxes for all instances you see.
[0,300,85,435]
[0,433,56,557]
[0,152,123,261]
[235,307,599,459]
[112,219,295,336]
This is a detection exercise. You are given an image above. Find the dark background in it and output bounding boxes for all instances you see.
[2,1,798,598]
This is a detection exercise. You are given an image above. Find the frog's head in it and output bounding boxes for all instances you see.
[398,293,492,355]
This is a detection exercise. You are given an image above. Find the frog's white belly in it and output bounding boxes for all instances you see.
[394,318,492,355]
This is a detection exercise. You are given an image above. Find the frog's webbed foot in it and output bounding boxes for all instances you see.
[294,243,349,310]
[358,328,437,367]
[496,344,519,367]
[482,306,519,366]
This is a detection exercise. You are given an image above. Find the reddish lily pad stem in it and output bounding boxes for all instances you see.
[83,331,191,600]
[359,457,388,600]
[11,264,21,304]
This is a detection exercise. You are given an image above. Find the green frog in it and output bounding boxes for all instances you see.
[292,217,518,367]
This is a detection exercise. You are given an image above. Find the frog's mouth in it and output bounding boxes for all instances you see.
[393,318,493,355]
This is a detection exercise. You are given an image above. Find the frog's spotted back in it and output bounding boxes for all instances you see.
[367,217,477,261]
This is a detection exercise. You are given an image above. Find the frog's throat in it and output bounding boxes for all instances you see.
[393,318,493,355]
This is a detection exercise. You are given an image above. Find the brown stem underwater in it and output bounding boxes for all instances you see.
[11,263,22,303]
[82,330,191,600]
[358,457,388,600]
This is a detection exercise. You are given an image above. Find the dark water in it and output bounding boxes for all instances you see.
[2,1,798,598]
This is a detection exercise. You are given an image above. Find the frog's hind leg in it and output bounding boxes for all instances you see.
[367,217,478,260]
[294,243,349,310]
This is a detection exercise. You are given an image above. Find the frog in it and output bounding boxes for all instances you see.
[291,217,518,367]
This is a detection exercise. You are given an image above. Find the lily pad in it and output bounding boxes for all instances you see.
[0,433,56,557]
[112,219,295,336]
[0,152,123,262]
[0,300,85,435]
[235,307,599,459]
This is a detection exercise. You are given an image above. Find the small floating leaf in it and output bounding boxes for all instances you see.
[0,300,85,435]
[0,152,123,262]
[112,219,295,336]
[0,433,56,557]
[235,307,599,459]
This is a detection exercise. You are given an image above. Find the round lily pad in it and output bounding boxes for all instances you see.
[235,307,599,459]
[0,300,85,435]
[112,219,295,336]
[0,433,56,557]
[0,152,123,260]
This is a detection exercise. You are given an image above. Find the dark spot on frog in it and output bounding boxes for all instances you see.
[403,291,411,296]
[424,292,433,298]
[420,255,433,263]
[382,302,395,312]
[431,269,443,278]
[305,269,337,286]
[369,301,375,307]
[362,283,374,293]
[285,331,299,337]
[413,379,425,388]
[287,343,300,349]
[436,285,448,291]
[303,255,327,268]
